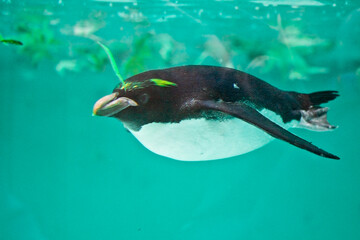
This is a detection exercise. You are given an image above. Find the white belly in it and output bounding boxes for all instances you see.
[129,109,296,161]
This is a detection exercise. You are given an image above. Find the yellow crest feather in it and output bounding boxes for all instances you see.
[150,79,177,87]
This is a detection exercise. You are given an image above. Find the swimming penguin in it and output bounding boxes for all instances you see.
[93,65,340,161]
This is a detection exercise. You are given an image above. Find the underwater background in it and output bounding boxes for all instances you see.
[1,0,360,239]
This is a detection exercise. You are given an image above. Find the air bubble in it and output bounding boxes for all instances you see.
[198,9,203,16]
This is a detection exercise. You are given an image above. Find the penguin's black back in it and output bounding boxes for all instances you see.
[113,65,337,129]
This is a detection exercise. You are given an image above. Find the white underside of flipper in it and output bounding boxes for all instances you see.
[128,109,297,161]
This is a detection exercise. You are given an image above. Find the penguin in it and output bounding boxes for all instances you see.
[93,65,340,161]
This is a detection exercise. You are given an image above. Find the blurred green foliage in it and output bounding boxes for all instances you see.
[123,33,153,76]
[14,14,60,66]
[9,10,353,84]
[263,24,331,80]
[56,42,127,76]
[221,21,333,81]
[60,11,106,40]
[121,32,187,76]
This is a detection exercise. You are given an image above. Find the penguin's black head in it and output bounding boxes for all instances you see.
[93,78,181,130]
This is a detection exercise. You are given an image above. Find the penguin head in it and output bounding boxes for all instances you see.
[92,78,179,129]
[92,42,181,129]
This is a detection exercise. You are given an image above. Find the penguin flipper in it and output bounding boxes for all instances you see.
[195,100,339,160]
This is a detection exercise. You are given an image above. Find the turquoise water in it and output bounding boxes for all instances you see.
[1,0,360,239]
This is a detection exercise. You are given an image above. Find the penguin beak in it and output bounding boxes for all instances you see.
[93,92,138,117]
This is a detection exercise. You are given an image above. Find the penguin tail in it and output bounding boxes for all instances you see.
[294,91,339,131]
[308,91,339,107]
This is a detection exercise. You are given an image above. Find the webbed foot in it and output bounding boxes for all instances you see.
[299,107,337,131]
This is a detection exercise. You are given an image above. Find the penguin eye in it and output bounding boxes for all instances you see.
[139,93,150,104]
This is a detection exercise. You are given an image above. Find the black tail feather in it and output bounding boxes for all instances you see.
[308,91,340,107]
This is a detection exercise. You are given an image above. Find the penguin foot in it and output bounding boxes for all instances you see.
[299,107,337,131]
